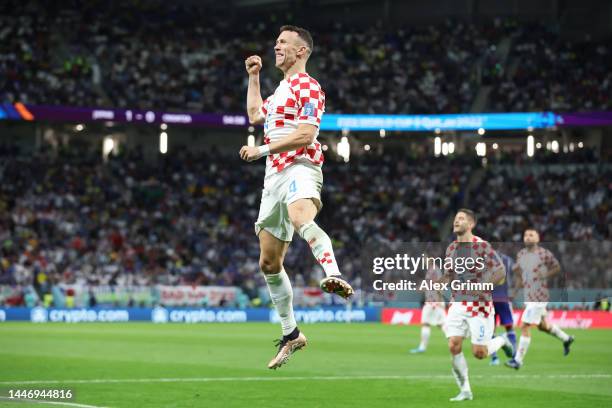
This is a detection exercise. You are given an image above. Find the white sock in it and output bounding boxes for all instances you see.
[549,325,570,342]
[298,221,340,277]
[451,353,471,393]
[487,336,506,356]
[264,269,297,336]
[419,326,431,350]
[515,336,531,363]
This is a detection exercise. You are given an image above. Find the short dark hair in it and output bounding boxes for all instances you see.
[280,25,314,54]
[457,208,477,224]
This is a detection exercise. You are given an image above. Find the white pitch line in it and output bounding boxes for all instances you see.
[0,396,107,408]
[0,373,610,386]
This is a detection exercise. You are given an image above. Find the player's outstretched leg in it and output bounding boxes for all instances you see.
[260,231,306,369]
[263,270,308,369]
[449,337,473,401]
[289,199,353,299]
[506,328,531,370]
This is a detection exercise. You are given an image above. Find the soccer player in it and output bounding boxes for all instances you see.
[505,228,574,370]
[240,26,353,369]
[410,263,446,354]
[443,209,514,401]
[489,252,517,366]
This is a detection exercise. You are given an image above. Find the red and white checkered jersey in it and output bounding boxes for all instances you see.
[516,246,559,302]
[424,266,445,305]
[444,236,503,318]
[260,72,325,175]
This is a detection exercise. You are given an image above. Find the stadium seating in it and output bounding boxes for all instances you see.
[1,1,610,113]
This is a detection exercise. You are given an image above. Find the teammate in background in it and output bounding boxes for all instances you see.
[241,26,353,370]
[489,252,517,366]
[442,209,514,401]
[506,228,574,369]
[410,263,446,354]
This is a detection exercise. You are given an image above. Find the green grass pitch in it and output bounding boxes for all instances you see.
[1,323,611,407]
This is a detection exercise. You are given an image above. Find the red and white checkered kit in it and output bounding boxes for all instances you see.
[517,246,559,302]
[260,72,325,175]
[444,236,502,317]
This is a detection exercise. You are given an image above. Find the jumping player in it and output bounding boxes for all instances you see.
[505,228,574,369]
[442,209,513,401]
[241,26,353,369]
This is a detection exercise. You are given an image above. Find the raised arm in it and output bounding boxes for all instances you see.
[245,55,264,125]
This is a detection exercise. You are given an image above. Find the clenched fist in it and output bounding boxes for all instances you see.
[240,145,263,162]
[245,55,262,75]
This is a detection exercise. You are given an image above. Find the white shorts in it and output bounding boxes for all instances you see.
[255,163,323,242]
[522,302,548,325]
[445,304,494,345]
[421,303,446,326]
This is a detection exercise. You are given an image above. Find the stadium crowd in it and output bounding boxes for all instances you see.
[1,142,609,306]
[472,165,611,242]
[488,23,612,112]
[0,145,466,304]
[1,1,611,114]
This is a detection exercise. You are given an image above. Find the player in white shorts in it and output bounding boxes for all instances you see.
[442,209,513,402]
[410,264,446,353]
[505,228,574,369]
[241,25,353,370]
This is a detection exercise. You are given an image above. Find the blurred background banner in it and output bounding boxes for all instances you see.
[381,308,612,329]
[4,104,612,130]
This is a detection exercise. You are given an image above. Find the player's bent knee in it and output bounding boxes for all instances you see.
[288,199,318,230]
[472,347,487,359]
[448,338,462,354]
[259,256,282,274]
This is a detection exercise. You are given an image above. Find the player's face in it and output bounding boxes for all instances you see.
[274,31,307,70]
[523,229,540,246]
[453,212,473,235]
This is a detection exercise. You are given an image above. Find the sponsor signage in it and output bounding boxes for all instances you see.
[0,307,379,323]
[3,103,611,131]
[381,308,612,328]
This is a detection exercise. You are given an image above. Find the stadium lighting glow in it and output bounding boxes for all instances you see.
[434,137,441,156]
[527,135,534,157]
[475,142,486,157]
[379,129,386,138]
[477,128,485,135]
[102,137,114,159]
[442,142,449,156]
[536,142,542,149]
[551,140,559,153]
[247,135,255,147]
[160,132,168,154]
[75,124,84,131]
[578,142,584,148]
[364,144,371,151]
[492,143,498,150]
[448,142,455,154]
[160,123,167,130]
[337,136,350,162]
